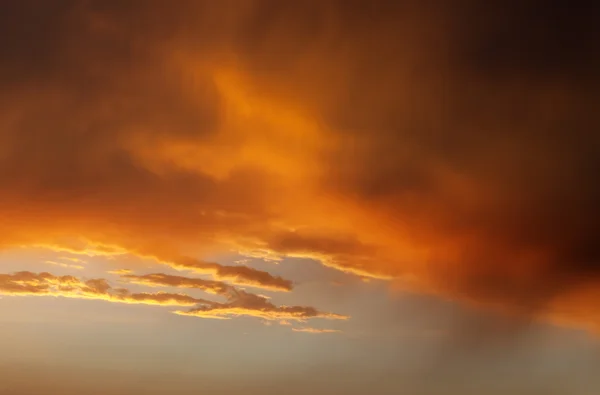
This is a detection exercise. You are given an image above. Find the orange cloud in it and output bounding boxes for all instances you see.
[108,269,133,275]
[292,327,342,334]
[34,242,294,292]
[59,257,87,264]
[29,242,128,257]
[0,1,599,334]
[0,271,208,307]
[175,288,348,322]
[121,272,233,296]
[153,256,294,292]
[0,270,346,328]
[44,260,85,270]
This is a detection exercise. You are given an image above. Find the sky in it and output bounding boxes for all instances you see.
[0,0,599,394]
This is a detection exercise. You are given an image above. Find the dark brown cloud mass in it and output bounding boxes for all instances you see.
[1,0,599,330]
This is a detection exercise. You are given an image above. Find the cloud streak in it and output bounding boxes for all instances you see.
[0,270,346,327]
[121,272,234,295]
[45,260,85,270]
[0,271,208,307]
[154,256,294,292]
[33,242,294,292]
[292,327,342,334]
[174,287,348,322]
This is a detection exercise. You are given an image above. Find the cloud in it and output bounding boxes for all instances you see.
[44,260,85,270]
[0,0,599,332]
[0,270,346,327]
[292,327,342,334]
[120,272,234,295]
[175,288,348,322]
[28,242,128,257]
[0,271,208,307]
[59,257,87,264]
[35,242,294,292]
[107,269,133,275]
[153,256,294,292]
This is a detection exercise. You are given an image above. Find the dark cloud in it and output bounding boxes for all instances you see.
[1,0,599,330]
[460,0,600,80]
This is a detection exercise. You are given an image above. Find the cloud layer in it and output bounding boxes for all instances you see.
[1,0,599,331]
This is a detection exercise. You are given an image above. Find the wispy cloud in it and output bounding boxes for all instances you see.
[156,255,294,292]
[120,272,233,295]
[34,242,295,292]
[0,271,208,307]
[44,260,85,270]
[29,242,129,258]
[175,288,348,322]
[292,327,342,334]
[59,257,87,264]
[108,269,133,275]
[0,271,347,328]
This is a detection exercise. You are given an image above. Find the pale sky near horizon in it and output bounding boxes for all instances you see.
[1,248,599,394]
